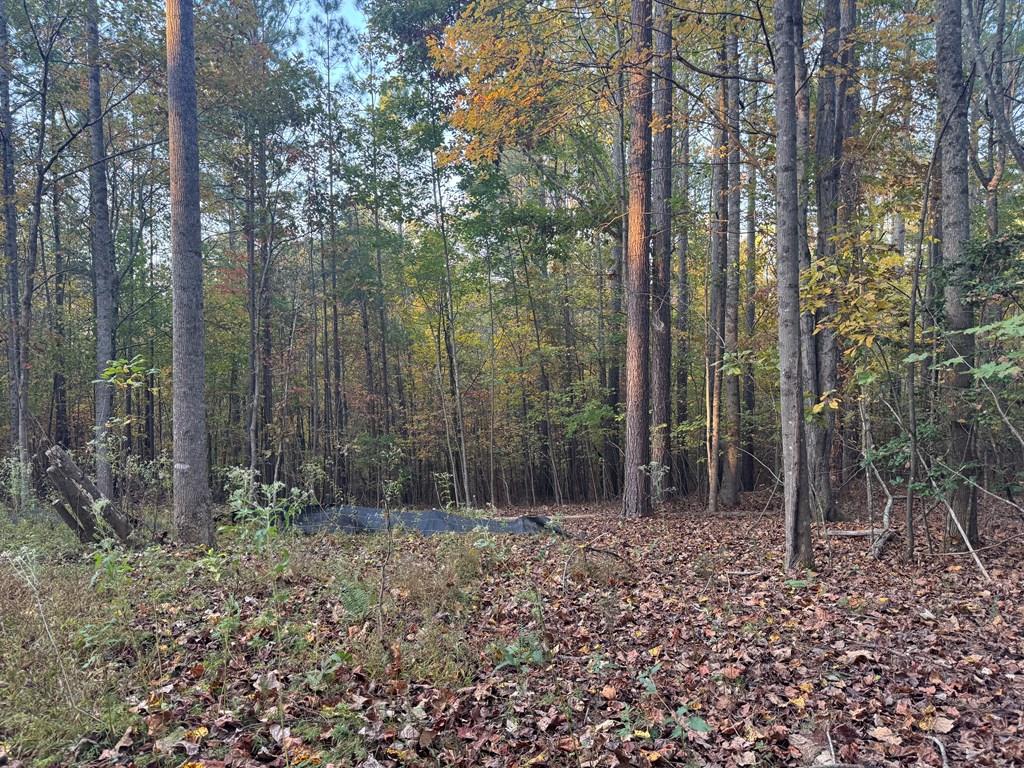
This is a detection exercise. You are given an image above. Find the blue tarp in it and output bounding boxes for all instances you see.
[293,505,553,535]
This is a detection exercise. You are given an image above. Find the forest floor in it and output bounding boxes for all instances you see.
[2,494,1023,767]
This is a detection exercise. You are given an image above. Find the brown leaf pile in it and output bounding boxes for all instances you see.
[52,499,1024,767]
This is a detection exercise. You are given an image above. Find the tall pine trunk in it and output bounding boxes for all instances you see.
[742,121,757,491]
[650,0,672,502]
[51,184,68,447]
[674,86,691,494]
[622,0,653,518]
[166,0,212,544]
[706,42,728,516]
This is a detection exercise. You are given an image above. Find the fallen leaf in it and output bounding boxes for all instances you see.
[869,726,901,746]
[722,665,744,680]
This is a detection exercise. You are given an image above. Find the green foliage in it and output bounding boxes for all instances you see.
[784,577,815,590]
[317,702,368,763]
[338,578,374,620]
[222,467,311,550]
[304,650,355,693]
[960,233,1024,304]
[99,355,158,392]
[90,539,133,594]
[492,630,547,670]
[563,389,615,441]
[0,545,146,764]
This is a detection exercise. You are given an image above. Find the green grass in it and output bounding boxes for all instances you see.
[0,513,500,766]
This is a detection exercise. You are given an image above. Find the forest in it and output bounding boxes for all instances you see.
[1,0,1023,764]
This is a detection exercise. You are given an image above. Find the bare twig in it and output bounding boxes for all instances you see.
[926,735,950,768]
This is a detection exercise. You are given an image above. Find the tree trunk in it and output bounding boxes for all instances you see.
[605,40,627,498]
[675,85,691,494]
[622,0,652,519]
[17,41,54,511]
[774,0,814,571]
[720,32,741,507]
[742,137,757,491]
[936,0,979,548]
[146,215,157,460]
[373,204,393,432]
[166,0,213,545]
[834,0,860,510]
[650,0,672,502]
[88,0,116,500]
[432,156,471,506]
[330,221,346,492]
[806,0,844,523]
[706,43,728,517]
[45,445,130,543]
[51,184,68,447]
[0,0,20,480]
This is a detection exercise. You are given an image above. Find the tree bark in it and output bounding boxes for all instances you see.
[17,31,55,511]
[622,0,653,519]
[650,0,672,502]
[674,85,691,495]
[774,0,814,571]
[807,0,845,523]
[742,137,757,491]
[166,0,213,545]
[0,0,20,479]
[720,32,741,507]
[936,0,979,548]
[605,33,627,498]
[46,445,130,543]
[51,183,68,447]
[706,40,728,517]
[88,0,116,500]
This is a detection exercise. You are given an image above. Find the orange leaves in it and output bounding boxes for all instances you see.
[430,0,618,164]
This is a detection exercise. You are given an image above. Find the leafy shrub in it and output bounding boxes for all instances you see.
[222,466,311,550]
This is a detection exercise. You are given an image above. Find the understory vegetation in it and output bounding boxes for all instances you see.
[3,497,1022,767]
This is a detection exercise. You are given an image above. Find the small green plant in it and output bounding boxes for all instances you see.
[222,466,311,550]
[304,650,354,692]
[433,471,455,509]
[646,460,673,500]
[0,455,37,516]
[492,630,547,670]
[99,355,157,391]
[784,571,817,590]
[213,595,242,675]
[338,578,373,620]
[90,539,132,593]
[586,649,618,674]
[638,662,661,694]
[318,702,368,762]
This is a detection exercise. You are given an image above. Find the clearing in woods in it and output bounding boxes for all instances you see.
[2,496,1022,767]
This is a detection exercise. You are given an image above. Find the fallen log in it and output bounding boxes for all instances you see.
[45,445,130,543]
[823,528,887,538]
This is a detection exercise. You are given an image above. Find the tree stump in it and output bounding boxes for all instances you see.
[45,445,130,542]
